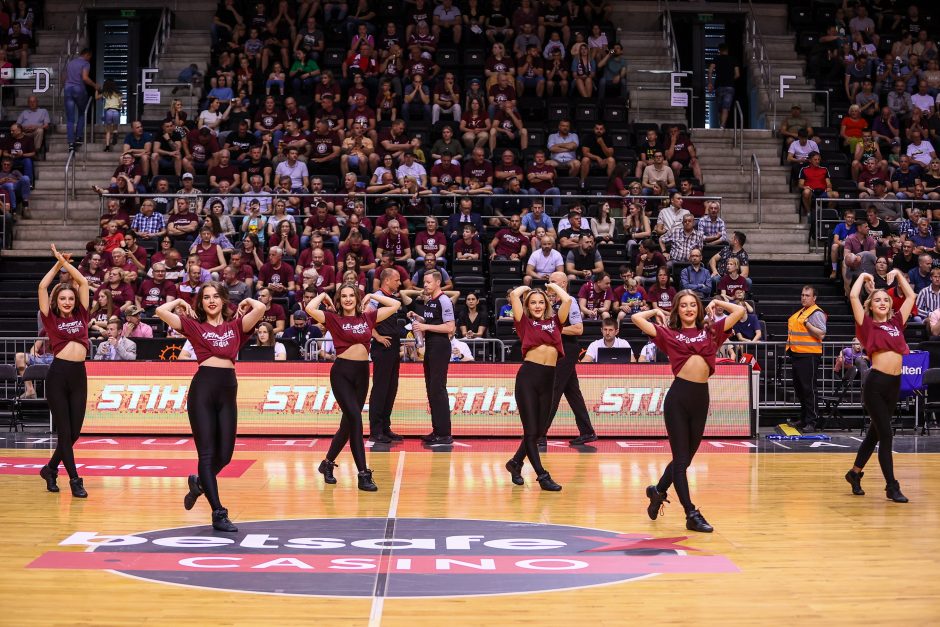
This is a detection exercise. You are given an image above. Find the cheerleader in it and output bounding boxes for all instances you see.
[504,281,572,491]
[306,283,402,490]
[37,245,91,497]
[845,271,914,503]
[155,285,266,532]
[632,291,745,532]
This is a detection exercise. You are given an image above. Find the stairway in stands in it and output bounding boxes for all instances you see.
[610,2,687,125]
[2,1,215,258]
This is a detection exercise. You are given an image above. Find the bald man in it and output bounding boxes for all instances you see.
[545,271,597,445]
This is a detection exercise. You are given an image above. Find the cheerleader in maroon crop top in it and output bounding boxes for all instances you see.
[845,271,915,503]
[305,282,402,491]
[37,245,92,498]
[156,283,266,532]
[632,290,746,533]
[504,282,572,492]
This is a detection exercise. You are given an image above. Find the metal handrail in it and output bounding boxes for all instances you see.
[56,2,89,125]
[304,336,507,363]
[744,0,775,131]
[732,100,744,167]
[749,153,762,224]
[633,82,697,127]
[660,0,681,73]
[148,8,173,69]
[63,149,75,225]
[81,92,94,166]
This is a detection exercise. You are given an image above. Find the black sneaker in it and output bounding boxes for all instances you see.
[69,477,88,498]
[420,432,436,442]
[39,464,59,493]
[686,509,713,533]
[537,436,547,447]
[645,485,669,520]
[369,433,392,444]
[845,470,865,496]
[801,422,816,433]
[318,459,337,484]
[569,433,598,446]
[425,434,454,445]
[357,469,378,492]
[505,459,524,485]
[212,508,238,532]
[385,430,404,441]
[885,480,909,503]
[184,474,203,510]
[536,472,562,491]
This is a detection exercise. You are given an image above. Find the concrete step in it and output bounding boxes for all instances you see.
[15,224,100,241]
[12,238,95,251]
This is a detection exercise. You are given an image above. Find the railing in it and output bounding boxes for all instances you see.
[63,149,76,225]
[750,153,762,224]
[744,0,776,131]
[732,100,744,167]
[303,337,508,363]
[660,0,681,73]
[148,8,173,69]
[55,2,89,125]
[632,82,696,128]
[81,89,95,164]
[97,191,727,220]
[813,197,937,250]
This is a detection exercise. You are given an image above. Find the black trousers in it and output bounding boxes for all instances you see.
[368,339,400,436]
[46,359,87,480]
[424,337,452,436]
[547,339,594,436]
[656,378,710,514]
[187,366,238,511]
[327,358,370,471]
[790,352,821,423]
[511,362,556,475]
[854,369,899,484]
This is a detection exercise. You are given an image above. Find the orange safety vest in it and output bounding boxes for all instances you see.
[786,304,826,354]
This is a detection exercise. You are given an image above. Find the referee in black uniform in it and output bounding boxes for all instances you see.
[413,269,456,445]
[545,271,597,445]
[368,268,404,444]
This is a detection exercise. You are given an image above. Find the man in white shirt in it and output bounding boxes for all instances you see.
[787,128,819,181]
[906,129,937,168]
[583,318,630,362]
[450,334,474,361]
[910,81,935,116]
[655,191,692,236]
[395,151,429,188]
[524,235,565,285]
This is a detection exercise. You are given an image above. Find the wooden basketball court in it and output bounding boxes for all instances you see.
[1,436,938,625]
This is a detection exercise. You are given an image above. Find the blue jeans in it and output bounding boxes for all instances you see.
[1,177,30,208]
[13,157,33,183]
[717,86,735,112]
[64,85,89,144]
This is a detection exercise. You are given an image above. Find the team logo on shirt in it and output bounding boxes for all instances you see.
[341,321,370,335]
[675,330,708,344]
[532,319,557,333]
[202,329,235,347]
[878,324,900,337]
[33,518,737,597]
[57,320,83,335]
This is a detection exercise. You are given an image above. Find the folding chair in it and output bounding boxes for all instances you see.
[15,363,50,432]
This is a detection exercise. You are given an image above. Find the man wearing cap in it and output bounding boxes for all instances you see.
[281,310,321,356]
[396,151,428,189]
[786,128,819,182]
[859,178,899,219]
[779,105,816,147]
[122,307,154,339]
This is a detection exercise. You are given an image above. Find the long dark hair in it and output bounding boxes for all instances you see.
[193,281,234,322]
[49,282,79,317]
[668,289,706,330]
[336,282,365,316]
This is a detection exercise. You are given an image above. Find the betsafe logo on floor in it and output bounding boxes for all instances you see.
[30,518,738,597]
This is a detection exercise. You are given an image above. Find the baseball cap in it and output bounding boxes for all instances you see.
[182,172,194,180]
[126,306,144,316]
[294,311,309,320]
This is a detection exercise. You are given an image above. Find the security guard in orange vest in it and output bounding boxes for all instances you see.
[786,285,828,431]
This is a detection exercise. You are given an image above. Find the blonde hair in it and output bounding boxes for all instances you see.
[862,288,895,321]
[522,288,553,321]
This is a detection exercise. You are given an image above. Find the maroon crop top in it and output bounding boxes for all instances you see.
[514,314,565,359]
[179,316,250,364]
[651,321,731,377]
[856,312,909,356]
[40,301,90,356]
[323,309,378,356]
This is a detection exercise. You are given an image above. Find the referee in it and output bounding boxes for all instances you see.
[414,269,456,445]
[545,271,597,445]
[368,268,404,444]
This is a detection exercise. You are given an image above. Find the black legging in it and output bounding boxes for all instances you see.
[187,366,238,511]
[511,361,556,475]
[424,337,452,436]
[854,368,899,483]
[656,377,710,514]
[368,339,400,435]
[46,359,87,480]
[327,358,370,471]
